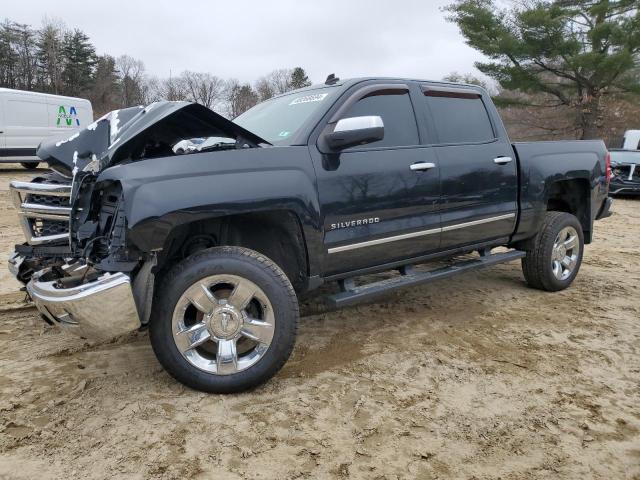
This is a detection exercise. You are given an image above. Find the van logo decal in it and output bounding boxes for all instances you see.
[57,106,80,127]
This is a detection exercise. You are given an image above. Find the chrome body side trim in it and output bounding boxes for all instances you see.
[328,227,440,254]
[328,213,516,254]
[440,213,516,232]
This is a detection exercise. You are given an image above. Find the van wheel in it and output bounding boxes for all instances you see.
[20,162,39,170]
[149,246,299,393]
[521,211,584,291]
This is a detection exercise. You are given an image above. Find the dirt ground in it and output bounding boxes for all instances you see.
[0,163,638,480]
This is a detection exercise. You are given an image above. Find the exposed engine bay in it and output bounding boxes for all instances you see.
[10,101,270,328]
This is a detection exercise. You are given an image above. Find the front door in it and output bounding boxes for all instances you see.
[312,84,441,276]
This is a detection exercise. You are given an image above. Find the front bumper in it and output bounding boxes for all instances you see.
[610,178,640,196]
[27,268,141,340]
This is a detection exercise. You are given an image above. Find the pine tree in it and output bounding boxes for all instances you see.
[290,67,311,89]
[447,0,640,139]
[90,54,121,114]
[61,28,96,96]
[35,19,65,93]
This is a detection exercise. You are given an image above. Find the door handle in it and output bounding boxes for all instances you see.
[410,162,436,171]
[494,156,513,165]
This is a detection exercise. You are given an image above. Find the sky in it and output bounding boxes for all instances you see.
[3,0,488,85]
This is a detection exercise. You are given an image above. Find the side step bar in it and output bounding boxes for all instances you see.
[327,249,526,308]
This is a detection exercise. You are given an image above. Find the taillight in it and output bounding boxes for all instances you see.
[605,151,611,183]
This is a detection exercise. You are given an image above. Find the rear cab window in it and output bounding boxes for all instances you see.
[422,87,495,144]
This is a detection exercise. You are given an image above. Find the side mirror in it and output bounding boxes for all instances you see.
[324,116,384,150]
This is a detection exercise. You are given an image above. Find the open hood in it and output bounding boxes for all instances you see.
[37,101,270,177]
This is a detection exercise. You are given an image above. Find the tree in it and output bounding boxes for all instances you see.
[225,79,259,118]
[0,20,37,90]
[290,67,311,89]
[89,54,121,115]
[35,17,65,93]
[116,54,145,106]
[0,20,19,88]
[159,72,187,101]
[254,76,275,101]
[254,68,296,100]
[181,71,225,109]
[446,0,640,139]
[442,71,492,91]
[61,28,96,96]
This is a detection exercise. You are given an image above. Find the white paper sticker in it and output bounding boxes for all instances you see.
[289,93,328,106]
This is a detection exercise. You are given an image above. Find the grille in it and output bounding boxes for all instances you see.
[10,180,72,245]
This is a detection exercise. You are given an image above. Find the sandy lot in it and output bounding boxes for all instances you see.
[0,163,638,479]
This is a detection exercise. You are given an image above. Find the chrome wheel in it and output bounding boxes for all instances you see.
[171,275,275,375]
[551,226,580,281]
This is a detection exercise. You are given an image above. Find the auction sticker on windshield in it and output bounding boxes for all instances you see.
[289,93,328,105]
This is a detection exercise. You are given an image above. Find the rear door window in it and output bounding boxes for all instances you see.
[423,90,495,144]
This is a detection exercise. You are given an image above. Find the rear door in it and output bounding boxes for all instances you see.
[420,85,517,249]
[311,82,441,276]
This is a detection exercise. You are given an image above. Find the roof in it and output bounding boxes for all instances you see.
[0,87,91,103]
[274,76,488,99]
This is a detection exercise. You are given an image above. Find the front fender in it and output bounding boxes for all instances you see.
[97,147,324,274]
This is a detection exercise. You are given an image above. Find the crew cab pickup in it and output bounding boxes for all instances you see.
[8,77,612,393]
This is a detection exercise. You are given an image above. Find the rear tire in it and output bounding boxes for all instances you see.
[521,211,584,291]
[20,162,39,170]
[149,246,299,393]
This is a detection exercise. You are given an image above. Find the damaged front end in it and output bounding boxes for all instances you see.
[9,101,267,339]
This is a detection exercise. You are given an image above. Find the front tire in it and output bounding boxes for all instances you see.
[521,211,584,291]
[150,246,299,393]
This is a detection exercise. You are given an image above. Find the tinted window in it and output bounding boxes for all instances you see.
[425,95,495,144]
[341,91,419,148]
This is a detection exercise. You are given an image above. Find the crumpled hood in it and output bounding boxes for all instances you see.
[37,101,270,177]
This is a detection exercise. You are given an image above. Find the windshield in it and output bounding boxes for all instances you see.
[233,87,338,144]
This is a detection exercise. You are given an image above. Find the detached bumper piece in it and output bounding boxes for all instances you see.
[595,197,613,220]
[27,268,140,340]
[9,180,72,245]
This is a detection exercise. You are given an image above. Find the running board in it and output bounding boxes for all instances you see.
[327,249,526,308]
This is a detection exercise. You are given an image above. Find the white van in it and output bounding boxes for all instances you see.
[0,88,93,169]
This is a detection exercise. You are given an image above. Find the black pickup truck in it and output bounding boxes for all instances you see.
[9,77,612,393]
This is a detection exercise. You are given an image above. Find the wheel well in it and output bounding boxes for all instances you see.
[155,210,309,292]
[545,179,592,243]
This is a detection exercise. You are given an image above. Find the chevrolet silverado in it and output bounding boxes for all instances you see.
[8,77,613,393]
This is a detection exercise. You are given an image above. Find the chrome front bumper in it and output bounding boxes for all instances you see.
[27,268,141,340]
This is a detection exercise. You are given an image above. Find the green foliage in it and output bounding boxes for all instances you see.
[290,67,311,89]
[61,28,96,96]
[446,0,640,138]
